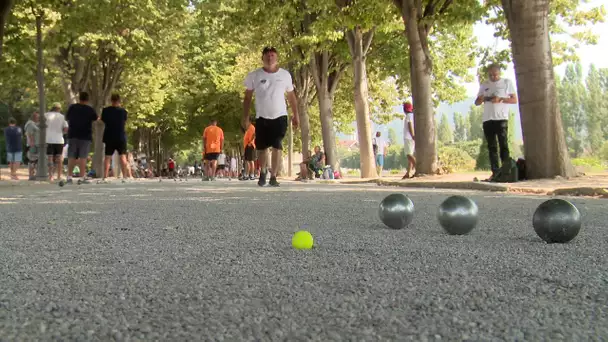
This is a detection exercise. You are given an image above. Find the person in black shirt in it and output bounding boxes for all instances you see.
[101,93,129,180]
[65,91,98,183]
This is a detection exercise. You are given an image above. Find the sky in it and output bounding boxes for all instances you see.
[345,4,608,144]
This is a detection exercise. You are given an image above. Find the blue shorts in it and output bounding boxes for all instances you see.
[7,151,23,163]
[375,154,384,168]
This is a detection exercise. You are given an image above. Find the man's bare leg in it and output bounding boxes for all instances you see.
[120,155,129,179]
[257,148,269,186]
[210,160,218,178]
[79,159,87,178]
[48,156,54,180]
[270,148,282,178]
[55,156,63,180]
[104,156,112,179]
[67,158,76,179]
[29,161,36,179]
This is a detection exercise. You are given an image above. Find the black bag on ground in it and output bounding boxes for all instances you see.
[492,158,519,183]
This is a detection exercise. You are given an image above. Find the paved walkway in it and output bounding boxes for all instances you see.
[3,166,607,198]
[320,172,608,198]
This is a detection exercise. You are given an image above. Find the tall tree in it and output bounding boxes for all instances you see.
[467,105,484,141]
[388,127,398,145]
[585,64,605,154]
[336,0,396,178]
[557,63,586,157]
[310,47,348,172]
[0,0,13,57]
[453,111,469,142]
[437,113,453,145]
[391,0,483,175]
[501,0,574,178]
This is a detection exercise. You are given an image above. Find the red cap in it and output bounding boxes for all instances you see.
[403,102,414,113]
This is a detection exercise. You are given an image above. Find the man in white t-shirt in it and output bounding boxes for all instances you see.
[402,102,416,179]
[474,64,518,179]
[372,131,387,176]
[45,102,69,181]
[242,46,299,187]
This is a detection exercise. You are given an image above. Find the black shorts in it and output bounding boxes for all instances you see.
[204,153,219,161]
[255,116,288,150]
[47,143,63,157]
[104,140,127,156]
[244,145,256,161]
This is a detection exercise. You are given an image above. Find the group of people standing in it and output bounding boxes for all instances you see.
[4,49,516,185]
[3,92,130,182]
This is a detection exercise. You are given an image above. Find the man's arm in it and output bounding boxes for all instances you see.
[492,94,518,104]
[408,122,415,140]
[242,89,254,129]
[287,91,299,129]
[474,84,484,106]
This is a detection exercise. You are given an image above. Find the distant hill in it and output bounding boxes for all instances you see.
[338,97,523,143]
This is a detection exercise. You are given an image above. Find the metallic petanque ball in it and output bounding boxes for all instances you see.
[437,196,479,235]
[378,194,414,229]
[533,199,581,243]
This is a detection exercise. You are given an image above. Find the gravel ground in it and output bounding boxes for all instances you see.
[0,179,607,341]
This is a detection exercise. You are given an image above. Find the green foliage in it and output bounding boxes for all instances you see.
[599,141,608,162]
[387,127,398,145]
[468,105,484,141]
[453,112,470,142]
[481,0,606,67]
[437,113,453,145]
[571,157,607,172]
[438,146,476,173]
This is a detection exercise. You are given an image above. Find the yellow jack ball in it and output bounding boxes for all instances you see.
[292,230,314,250]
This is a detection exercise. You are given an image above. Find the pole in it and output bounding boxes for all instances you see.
[34,13,48,180]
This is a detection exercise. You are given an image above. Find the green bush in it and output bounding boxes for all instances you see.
[346,169,360,176]
[453,140,481,160]
[389,169,400,175]
[571,157,606,172]
[599,141,608,162]
[439,146,476,173]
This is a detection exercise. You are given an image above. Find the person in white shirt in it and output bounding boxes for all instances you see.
[242,46,299,187]
[229,156,237,179]
[474,64,518,179]
[402,102,416,179]
[372,131,388,176]
[45,102,69,181]
[217,152,226,178]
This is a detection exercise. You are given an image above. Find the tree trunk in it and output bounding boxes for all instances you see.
[502,0,574,179]
[34,13,48,180]
[293,67,314,159]
[310,51,346,172]
[346,26,377,178]
[318,92,339,171]
[298,101,310,158]
[398,0,438,175]
[0,0,13,58]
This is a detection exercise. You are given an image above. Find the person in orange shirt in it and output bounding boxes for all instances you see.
[242,121,256,180]
[202,119,224,181]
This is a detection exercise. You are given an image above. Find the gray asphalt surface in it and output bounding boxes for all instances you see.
[0,178,606,341]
